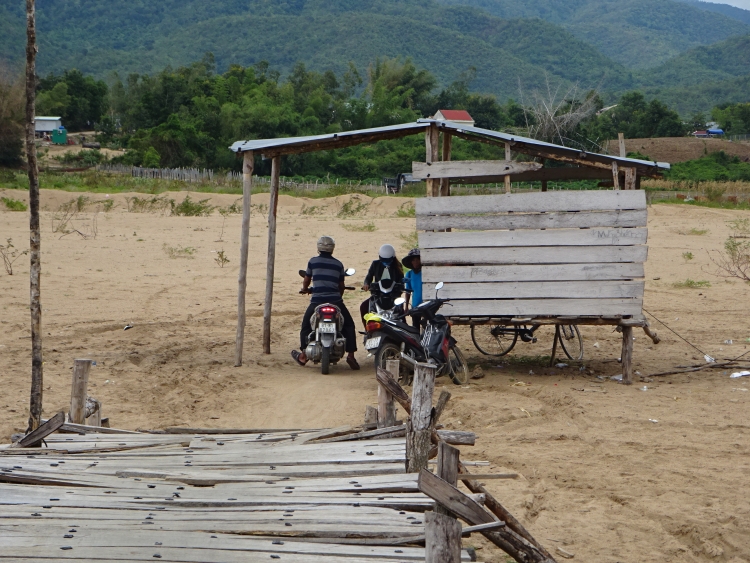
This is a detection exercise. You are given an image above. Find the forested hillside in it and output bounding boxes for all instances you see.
[677,0,750,24]
[437,0,749,67]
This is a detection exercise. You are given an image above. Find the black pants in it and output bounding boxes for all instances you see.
[300,300,357,353]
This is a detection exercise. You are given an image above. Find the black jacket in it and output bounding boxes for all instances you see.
[364,260,404,286]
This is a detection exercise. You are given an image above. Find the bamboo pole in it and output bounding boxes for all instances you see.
[262,156,281,354]
[25,0,43,434]
[235,151,254,367]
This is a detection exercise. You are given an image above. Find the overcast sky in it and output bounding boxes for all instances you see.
[706,0,750,9]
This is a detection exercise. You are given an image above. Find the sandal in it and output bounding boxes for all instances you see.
[291,350,308,366]
[346,356,360,371]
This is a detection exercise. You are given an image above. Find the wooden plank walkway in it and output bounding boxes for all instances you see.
[0,429,480,561]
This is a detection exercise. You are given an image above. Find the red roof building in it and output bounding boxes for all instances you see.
[433,109,475,126]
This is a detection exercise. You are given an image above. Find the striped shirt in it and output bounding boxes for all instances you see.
[306,252,344,304]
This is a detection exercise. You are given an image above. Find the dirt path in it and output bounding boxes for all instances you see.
[1,190,749,562]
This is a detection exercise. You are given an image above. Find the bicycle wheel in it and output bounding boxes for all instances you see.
[448,345,469,385]
[559,325,584,361]
[471,325,518,356]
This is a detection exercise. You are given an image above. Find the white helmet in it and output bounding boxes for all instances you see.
[379,244,396,259]
[317,236,335,253]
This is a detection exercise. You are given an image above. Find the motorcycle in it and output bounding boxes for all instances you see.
[364,282,469,385]
[298,268,356,374]
[367,278,405,320]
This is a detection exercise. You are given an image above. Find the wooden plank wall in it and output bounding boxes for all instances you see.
[417,191,648,317]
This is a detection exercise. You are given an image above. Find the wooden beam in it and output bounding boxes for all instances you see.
[11,411,64,448]
[262,155,280,354]
[425,124,440,197]
[624,167,636,190]
[618,133,627,158]
[235,151,254,366]
[440,133,452,196]
[69,359,92,424]
[378,360,398,428]
[425,511,462,563]
[407,363,435,473]
[612,162,620,190]
[621,325,634,385]
[413,160,542,180]
[449,166,612,184]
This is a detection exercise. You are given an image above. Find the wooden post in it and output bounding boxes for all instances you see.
[425,124,439,197]
[541,180,548,192]
[504,143,512,194]
[439,133,452,197]
[407,362,435,473]
[425,511,462,563]
[618,132,626,158]
[549,325,560,366]
[85,397,102,427]
[364,405,379,425]
[436,441,459,517]
[379,359,398,428]
[262,155,280,354]
[25,0,43,434]
[235,151,254,367]
[621,326,634,385]
[624,167,636,190]
[612,161,620,190]
[69,359,93,424]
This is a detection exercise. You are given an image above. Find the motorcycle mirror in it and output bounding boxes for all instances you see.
[298,269,306,278]
[435,282,444,290]
[394,297,406,306]
[345,268,356,276]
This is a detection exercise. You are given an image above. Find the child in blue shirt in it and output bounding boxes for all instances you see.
[402,249,422,327]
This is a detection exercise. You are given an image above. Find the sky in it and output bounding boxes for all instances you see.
[706,0,750,9]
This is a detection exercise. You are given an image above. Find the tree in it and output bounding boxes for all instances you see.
[0,65,24,166]
[25,0,44,435]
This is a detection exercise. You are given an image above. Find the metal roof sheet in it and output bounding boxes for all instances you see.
[230,119,669,171]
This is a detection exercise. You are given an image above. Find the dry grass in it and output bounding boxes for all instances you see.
[643,179,750,195]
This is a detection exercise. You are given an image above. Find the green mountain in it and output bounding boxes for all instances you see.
[676,0,750,25]
[0,0,633,99]
[436,0,750,68]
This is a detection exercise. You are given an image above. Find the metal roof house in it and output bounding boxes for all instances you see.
[34,117,63,133]
[433,109,474,126]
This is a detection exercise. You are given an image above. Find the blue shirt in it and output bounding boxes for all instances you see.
[306,252,345,304]
[404,269,423,307]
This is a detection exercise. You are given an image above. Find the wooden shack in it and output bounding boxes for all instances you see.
[229,120,669,382]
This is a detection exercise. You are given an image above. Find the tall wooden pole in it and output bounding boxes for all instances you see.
[439,133,452,197]
[504,142,512,194]
[262,155,280,354]
[407,362,435,473]
[69,359,92,424]
[25,0,43,433]
[235,151,254,367]
[425,124,439,197]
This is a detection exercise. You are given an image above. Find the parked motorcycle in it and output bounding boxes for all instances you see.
[364,282,469,385]
[367,278,405,320]
[298,268,356,374]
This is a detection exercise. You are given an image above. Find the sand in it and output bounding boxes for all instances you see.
[1,189,749,562]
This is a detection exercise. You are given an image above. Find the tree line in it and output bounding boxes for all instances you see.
[2,56,744,173]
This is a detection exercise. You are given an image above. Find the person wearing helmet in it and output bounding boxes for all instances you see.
[292,236,359,370]
[360,244,404,327]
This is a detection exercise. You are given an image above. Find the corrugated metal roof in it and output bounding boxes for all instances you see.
[230,119,669,171]
[229,122,429,153]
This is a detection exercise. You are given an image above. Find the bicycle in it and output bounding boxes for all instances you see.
[470,323,583,361]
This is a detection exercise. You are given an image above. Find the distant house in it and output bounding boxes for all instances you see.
[34,116,63,135]
[433,109,475,126]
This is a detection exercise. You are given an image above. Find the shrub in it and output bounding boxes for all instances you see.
[342,221,377,232]
[0,238,28,275]
[396,202,416,218]
[709,238,750,282]
[170,195,214,216]
[672,279,711,288]
[163,244,195,259]
[1,197,26,211]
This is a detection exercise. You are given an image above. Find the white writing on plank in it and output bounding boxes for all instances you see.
[594,229,641,239]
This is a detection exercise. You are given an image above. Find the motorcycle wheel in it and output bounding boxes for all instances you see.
[321,346,330,375]
[375,342,412,386]
[448,346,469,385]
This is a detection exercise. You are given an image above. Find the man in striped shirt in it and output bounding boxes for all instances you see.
[292,236,359,370]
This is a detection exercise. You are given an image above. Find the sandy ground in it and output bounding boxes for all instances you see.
[1,189,749,562]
